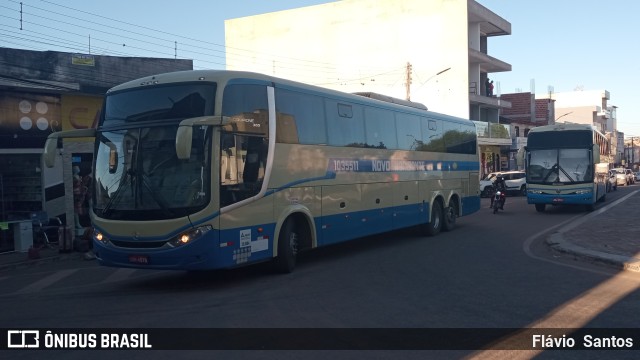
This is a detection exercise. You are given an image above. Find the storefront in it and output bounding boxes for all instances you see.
[473,121,513,179]
[0,91,101,252]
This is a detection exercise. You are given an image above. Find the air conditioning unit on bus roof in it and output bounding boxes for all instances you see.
[353,92,428,111]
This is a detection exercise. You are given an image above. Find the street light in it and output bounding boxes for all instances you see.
[411,67,451,102]
[418,67,451,90]
[555,112,573,122]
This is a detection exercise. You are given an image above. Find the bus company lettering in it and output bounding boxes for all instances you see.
[372,160,429,172]
[233,117,261,127]
[371,160,391,172]
[330,158,440,173]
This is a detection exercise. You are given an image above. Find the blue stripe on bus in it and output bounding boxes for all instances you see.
[328,159,479,173]
[95,194,479,247]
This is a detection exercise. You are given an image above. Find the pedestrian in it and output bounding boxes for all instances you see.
[485,78,491,96]
[489,80,494,96]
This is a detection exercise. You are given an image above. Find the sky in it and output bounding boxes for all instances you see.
[1,0,638,136]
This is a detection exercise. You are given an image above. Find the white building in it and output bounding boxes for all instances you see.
[546,90,623,165]
[225,0,513,175]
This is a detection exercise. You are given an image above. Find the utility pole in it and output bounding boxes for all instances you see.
[405,62,412,101]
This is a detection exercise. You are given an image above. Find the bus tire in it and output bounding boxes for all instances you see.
[424,200,443,236]
[442,199,457,232]
[273,219,299,273]
[535,204,545,212]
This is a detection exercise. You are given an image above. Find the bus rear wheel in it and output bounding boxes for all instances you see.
[424,200,443,236]
[442,199,457,232]
[273,219,299,273]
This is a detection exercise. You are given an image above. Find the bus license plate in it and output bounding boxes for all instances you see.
[129,255,149,265]
[553,198,564,203]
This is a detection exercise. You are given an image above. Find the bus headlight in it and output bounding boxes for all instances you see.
[94,229,109,244]
[168,225,213,247]
[574,189,592,195]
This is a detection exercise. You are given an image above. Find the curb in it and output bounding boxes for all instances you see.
[546,233,640,273]
[545,190,640,273]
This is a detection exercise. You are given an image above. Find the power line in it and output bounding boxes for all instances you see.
[8,0,394,74]
[1,1,409,87]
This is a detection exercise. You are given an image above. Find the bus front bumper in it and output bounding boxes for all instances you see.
[526,192,594,205]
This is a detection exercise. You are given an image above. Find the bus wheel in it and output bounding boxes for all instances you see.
[274,219,299,273]
[424,200,443,236]
[442,199,457,232]
[535,204,546,212]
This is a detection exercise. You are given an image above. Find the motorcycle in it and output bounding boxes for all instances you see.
[492,190,505,214]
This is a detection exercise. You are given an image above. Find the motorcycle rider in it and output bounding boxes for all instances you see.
[489,175,507,210]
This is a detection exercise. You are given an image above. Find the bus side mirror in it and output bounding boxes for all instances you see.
[176,116,221,160]
[43,128,96,167]
[43,136,59,168]
[176,125,193,160]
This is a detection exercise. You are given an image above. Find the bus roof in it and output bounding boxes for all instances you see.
[528,123,600,134]
[107,69,466,122]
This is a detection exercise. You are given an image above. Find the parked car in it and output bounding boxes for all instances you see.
[607,170,618,192]
[479,170,526,197]
[611,168,628,186]
[625,169,636,185]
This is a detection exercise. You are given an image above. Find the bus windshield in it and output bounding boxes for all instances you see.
[527,148,592,184]
[94,83,216,221]
[94,125,211,220]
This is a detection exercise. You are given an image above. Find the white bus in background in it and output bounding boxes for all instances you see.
[44,70,480,273]
[523,123,608,212]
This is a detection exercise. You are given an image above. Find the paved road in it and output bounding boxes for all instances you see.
[1,189,638,359]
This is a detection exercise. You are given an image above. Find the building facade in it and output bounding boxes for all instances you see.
[498,92,555,170]
[0,48,192,250]
[546,90,621,166]
[225,0,513,177]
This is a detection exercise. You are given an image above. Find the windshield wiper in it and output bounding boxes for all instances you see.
[542,164,559,183]
[558,165,575,183]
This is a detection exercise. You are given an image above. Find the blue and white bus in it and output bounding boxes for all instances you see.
[524,123,609,212]
[44,70,480,272]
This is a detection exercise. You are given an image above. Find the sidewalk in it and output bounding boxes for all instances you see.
[547,189,640,273]
[1,191,639,273]
[0,246,85,272]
